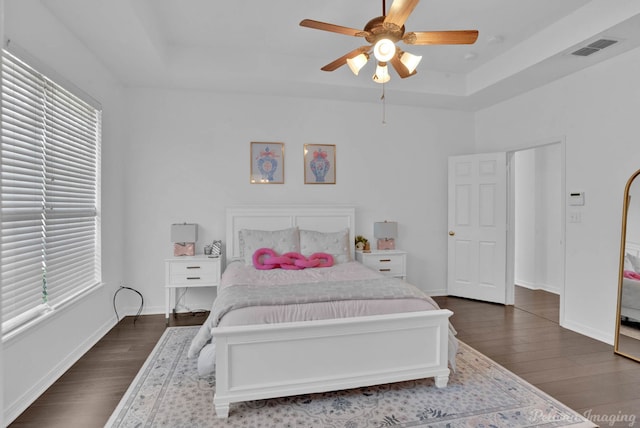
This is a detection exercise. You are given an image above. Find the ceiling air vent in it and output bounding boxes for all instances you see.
[571,39,618,57]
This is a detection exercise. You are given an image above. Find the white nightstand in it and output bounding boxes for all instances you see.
[356,249,407,280]
[165,256,221,323]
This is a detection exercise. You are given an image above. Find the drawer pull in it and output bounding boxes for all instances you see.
[187,276,201,280]
[379,259,391,262]
[186,266,201,269]
[379,268,391,272]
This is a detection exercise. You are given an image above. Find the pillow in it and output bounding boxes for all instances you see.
[624,254,635,272]
[626,252,640,273]
[239,227,300,266]
[300,229,351,264]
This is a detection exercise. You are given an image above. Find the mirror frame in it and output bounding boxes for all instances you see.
[614,168,640,361]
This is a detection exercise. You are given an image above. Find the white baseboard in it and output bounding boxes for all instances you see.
[5,316,117,424]
[426,288,448,297]
[561,319,613,345]
[515,279,560,295]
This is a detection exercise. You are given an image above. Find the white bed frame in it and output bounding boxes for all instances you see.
[212,205,453,418]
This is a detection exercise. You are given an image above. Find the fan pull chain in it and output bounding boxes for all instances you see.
[381,83,386,124]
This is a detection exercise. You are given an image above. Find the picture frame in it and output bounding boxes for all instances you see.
[250,142,284,184]
[304,144,336,184]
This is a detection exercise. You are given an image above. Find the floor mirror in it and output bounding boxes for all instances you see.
[615,168,640,362]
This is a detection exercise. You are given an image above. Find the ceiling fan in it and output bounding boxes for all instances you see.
[300,0,478,83]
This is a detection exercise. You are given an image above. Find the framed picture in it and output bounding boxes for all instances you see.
[304,144,336,184]
[250,142,284,184]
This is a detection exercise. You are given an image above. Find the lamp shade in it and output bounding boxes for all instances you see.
[171,223,197,243]
[400,51,422,74]
[372,63,390,84]
[347,53,369,76]
[374,221,397,239]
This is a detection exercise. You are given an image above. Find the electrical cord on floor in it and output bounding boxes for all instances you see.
[113,284,144,325]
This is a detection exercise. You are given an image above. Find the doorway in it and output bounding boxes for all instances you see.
[509,142,564,324]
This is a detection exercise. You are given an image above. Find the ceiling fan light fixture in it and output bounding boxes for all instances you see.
[346,53,369,76]
[400,51,422,74]
[372,63,390,84]
[373,38,396,62]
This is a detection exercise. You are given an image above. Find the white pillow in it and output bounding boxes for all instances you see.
[238,227,300,265]
[300,229,351,264]
[626,252,640,272]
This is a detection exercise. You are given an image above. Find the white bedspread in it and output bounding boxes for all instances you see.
[189,261,457,375]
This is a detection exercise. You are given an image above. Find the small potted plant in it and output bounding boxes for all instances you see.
[355,235,370,252]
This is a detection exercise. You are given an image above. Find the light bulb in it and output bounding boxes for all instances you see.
[372,63,390,84]
[346,53,369,76]
[373,39,396,62]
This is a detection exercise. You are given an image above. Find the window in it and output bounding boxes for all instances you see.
[1,48,102,336]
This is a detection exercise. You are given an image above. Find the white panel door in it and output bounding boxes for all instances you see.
[448,153,507,304]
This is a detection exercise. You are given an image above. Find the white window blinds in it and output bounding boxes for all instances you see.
[1,49,102,334]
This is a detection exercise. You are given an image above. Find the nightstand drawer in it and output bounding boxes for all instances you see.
[165,257,221,287]
[169,273,217,285]
[169,260,219,276]
[368,256,403,275]
[356,250,407,279]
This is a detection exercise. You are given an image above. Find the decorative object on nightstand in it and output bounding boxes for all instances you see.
[355,235,370,252]
[171,223,197,256]
[356,249,407,280]
[164,256,221,324]
[374,221,397,250]
[209,241,222,257]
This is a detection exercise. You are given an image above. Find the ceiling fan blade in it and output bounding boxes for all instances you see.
[390,53,416,79]
[320,46,371,72]
[404,30,479,45]
[300,19,368,37]
[384,0,420,28]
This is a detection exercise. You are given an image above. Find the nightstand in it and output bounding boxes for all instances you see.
[165,256,221,324]
[356,249,407,280]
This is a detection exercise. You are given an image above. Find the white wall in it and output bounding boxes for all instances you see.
[476,46,640,343]
[514,144,562,294]
[3,1,126,423]
[123,88,475,313]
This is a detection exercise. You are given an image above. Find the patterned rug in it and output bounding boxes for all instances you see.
[106,326,595,427]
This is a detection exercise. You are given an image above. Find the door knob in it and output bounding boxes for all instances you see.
[448,231,455,236]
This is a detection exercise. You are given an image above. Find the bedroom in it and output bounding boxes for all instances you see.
[2,0,640,425]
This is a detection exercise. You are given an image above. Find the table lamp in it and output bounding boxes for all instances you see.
[171,223,197,256]
[374,221,397,250]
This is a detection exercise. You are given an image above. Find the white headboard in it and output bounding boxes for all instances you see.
[226,205,356,261]
[627,240,640,257]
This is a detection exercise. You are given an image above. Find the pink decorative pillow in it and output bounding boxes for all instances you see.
[264,255,294,268]
[295,258,321,268]
[253,249,334,270]
[252,248,277,270]
[309,252,334,268]
[282,252,306,270]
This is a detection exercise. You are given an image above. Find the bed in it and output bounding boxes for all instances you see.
[622,241,640,322]
[189,205,454,418]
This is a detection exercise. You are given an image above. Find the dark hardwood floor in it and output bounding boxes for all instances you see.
[434,291,640,425]
[9,291,640,427]
[8,312,208,428]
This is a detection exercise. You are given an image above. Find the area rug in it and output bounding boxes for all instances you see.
[105,326,596,427]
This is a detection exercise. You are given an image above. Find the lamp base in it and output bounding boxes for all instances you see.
[377,238,395,250]
[174,242,195,256]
